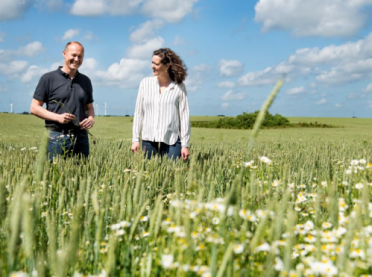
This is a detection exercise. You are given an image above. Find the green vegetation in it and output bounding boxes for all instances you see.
[0,113,372,276]
[192,111,290,129]
[191,111,334,130]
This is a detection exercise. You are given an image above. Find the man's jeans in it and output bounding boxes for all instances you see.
[142,139,181,161]
[47,129,89,162]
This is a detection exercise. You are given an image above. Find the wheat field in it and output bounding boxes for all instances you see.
[1,113,372,277]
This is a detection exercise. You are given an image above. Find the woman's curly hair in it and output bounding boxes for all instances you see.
[153,48,187,84]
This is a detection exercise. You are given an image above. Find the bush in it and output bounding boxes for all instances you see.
[191,112,334,129]
[191,111,290,129]
[218,111,290,129]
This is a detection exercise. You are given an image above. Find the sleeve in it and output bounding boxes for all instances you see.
[87,78,94,104]
[33,74,48,102]
[132,80,145,143]
[178,83,191,148]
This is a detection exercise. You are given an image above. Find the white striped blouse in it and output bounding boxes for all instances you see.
[132,76,191,147]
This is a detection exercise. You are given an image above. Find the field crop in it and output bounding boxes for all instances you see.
[1,113,372,276]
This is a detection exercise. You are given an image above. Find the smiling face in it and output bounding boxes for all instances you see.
[62,42,84,75]
[152,55,169,78]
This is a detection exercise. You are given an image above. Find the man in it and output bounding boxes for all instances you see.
[30,41,94,161]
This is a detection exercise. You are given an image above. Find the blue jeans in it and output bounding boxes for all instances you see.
[142,139,181,161]
[47,129,89,161]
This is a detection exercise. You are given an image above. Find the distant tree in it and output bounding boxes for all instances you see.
[191,111,290,129]
[216,111,290,129]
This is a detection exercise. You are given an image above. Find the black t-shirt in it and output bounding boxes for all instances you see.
[33,67,93,129]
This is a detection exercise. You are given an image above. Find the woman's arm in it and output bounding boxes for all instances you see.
[132,81,145,153]
[178,83,191,160]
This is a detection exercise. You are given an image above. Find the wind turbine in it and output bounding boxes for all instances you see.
[104,103,108,116]
[9,99,13,114]
[95,103,99,116]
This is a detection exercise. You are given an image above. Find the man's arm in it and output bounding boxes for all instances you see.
[30,98,76,124]
[80,103,95,130]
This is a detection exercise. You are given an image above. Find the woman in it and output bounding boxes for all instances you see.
[131,48,191,161]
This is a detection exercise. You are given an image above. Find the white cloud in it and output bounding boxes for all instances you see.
[316,98,327,105]
[285,86,305,95]
[129,20,164,43]
[46,0,64,10]
[173,36,185,46]
[308,33,372,85]
[288,33,372,66]
[62,29,80,40]
[0,0,32,21]
[193,64,211,72]
[363,83,372,92]
[219,59,244,77]
[84,31,98,41]
[79,58,98,76]
[70,0,198,22]
[36,0,64,11]
[220,90,246,101]
[255,0,372,37]
[70,0,142,16]
[289,45,358,66]
[335,103,342,108]
[96,58,148,88]
[288,32,372,85]
[0,41,45,62]
[0,61,28,76]
[21,41,46,57]
[238,63,292,86]
[141,0,199,23]
[316,59,372,85]
[217,81,235,88]
[50,60,63,71]
[222,102,229,109]
[21,65,48,83]
[70,0,106,16]
[237,32,372,87]
[126,36,165,59]
[185,72,205,92]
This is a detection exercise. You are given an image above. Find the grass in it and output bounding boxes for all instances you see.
[1,112,372,276]
[2,113,371,144]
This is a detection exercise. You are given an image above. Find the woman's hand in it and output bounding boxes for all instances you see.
[131,142,140,153]
[181,147,190,160]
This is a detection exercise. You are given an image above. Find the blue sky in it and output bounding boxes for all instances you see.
[1,0,372,117]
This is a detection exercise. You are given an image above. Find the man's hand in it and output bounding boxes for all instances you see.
[57,113,76,124]
[80,116,94,130]
[181,147,190,160]
[131,142,140,153]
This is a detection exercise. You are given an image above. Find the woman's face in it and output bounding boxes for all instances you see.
[152,55,169,78]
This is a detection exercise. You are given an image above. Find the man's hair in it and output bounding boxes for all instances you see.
[64,41,84,53]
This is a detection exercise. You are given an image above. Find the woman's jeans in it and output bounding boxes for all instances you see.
[47,129,89,162]
[142,139,181,161]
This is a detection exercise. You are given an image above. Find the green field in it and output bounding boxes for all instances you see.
[1,113,371,144]
[1,113,372,276]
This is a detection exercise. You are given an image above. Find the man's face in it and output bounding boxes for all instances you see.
[63,43,84,72]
